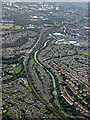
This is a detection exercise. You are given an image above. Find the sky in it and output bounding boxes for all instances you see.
[0,0,89,2]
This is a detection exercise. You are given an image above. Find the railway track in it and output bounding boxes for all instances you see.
[25,62,63,120]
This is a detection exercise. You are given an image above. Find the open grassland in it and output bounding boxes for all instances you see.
[0,24,13,29]
[14,65,22,74]
[44,22,60,27]
[0,26,13,29]
[0,24,22,30]
[82,49,90,56]
[8,70,14,74]
[14,26,22,30]
[0,23,3,26]
[44,24,54,26]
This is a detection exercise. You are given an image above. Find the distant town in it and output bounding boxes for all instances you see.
[1,2,89,120]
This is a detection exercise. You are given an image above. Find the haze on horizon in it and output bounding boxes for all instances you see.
[0,0,89,2]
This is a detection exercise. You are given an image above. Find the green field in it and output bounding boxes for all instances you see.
[44,24,54,27]
[82,49,90,56]
[80,17,90,19]
[44,22,60,27]
[61,49,66,52]
[8,65,22,74]
[31,58,37,65]
[0,23,3,26]
[9,24,13,26]
[30,19,39,21]
[0,24,13,29]
[53,22,60,27]
[14,65,22,74]
[9,70,14,74]
[15,26,22,30]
